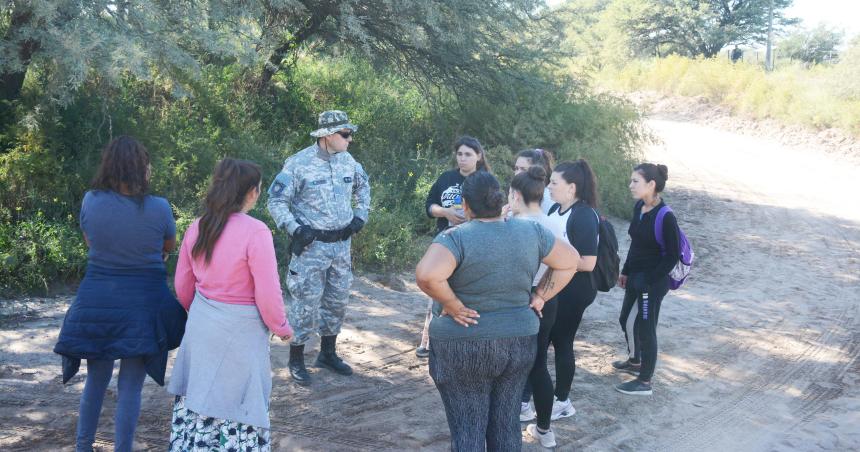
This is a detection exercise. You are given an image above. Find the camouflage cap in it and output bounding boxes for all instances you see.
[310,110,359,138]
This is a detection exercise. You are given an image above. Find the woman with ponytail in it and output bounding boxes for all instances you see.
[168,158,293,451]
[508,166,567,448]
[416,172,580,451]
[545,159,601,420]
[613,163,680,396]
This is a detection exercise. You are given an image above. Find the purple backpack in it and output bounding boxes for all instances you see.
[655,206,693,290]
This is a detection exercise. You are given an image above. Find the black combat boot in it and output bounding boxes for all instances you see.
[315,335,353,376]
[289,344,311,385]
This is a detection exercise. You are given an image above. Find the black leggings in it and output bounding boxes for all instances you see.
[549,276,597,402]
[621,275,669,381]
[521,296,558,430]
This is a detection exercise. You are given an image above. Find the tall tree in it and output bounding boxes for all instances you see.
[1,1,565,104]
[779,24,844,64]
[254,0,566,95]
[612,0,797,58]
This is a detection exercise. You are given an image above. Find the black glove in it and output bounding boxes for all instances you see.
[628,272,649,293]
[341,217,365,240]
[290,225,316,257]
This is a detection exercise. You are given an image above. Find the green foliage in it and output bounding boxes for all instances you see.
[0,215,86,296]
[601,54,860,135]
[0,51,643,293]
[779,25,844,64]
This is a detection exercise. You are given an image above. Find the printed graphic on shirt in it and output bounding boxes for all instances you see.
[439,184,462,208]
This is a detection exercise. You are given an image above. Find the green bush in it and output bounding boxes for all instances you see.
[0,215,87,296]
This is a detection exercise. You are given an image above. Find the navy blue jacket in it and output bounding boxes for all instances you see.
[54,265,186,385]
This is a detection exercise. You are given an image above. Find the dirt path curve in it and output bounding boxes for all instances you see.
[1,117,859,451]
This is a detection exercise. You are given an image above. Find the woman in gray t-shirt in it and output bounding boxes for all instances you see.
[416,172,579,451]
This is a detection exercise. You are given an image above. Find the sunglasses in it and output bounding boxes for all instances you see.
[336,131,354,139]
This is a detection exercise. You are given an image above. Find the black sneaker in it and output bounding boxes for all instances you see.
[612,359,641,375]
[615,379,652,396]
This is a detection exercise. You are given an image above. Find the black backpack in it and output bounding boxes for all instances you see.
[550,204,620,292]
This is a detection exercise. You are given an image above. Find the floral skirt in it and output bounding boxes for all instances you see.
[169,396,271,451]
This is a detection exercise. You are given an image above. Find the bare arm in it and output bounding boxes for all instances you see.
[578,255,597,272]
[534,237,580,302]
[415,243,479,327]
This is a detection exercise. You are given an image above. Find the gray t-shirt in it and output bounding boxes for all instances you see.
[429,218,556,341]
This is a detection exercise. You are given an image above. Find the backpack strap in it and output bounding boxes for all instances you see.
[654,205,672,255]
[591,207,600,246]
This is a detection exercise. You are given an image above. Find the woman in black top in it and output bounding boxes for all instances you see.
[614,163,680,396]
[416,136,492,357]
[545,160,600,420]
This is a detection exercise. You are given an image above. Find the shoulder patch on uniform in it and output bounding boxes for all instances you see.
[268,172,291,196]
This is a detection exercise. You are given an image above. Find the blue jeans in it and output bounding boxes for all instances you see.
[75,358,146,452]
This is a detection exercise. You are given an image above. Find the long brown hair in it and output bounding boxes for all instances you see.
[192,158,262,263]
[91,135,151,201]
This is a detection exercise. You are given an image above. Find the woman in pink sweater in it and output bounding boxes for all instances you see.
[167,158,292,451]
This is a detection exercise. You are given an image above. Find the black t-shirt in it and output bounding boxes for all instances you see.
[621,200,681,283]
[548,200,599,288]
[425,169,467,233]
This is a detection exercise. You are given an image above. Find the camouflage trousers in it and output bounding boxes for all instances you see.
[286,239,353,346]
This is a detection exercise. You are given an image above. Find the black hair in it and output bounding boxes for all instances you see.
[634,163,669,193]
[553,159,599,208]
[454,135,491,172]
[462,171,506,218]
[510,166,546,206]
[91,135,151,201]
[515,148,555,185]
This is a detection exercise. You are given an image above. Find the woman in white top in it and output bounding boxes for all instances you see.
[508,166,568,448]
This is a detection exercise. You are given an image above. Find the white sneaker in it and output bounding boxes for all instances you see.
[550,397,576,420]
[519,401,536,422]
[526,423,557,448]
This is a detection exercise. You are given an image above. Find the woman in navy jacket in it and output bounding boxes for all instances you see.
[54,136,185,452]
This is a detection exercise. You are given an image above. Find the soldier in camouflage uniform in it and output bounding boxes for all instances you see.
[267,110,371,385]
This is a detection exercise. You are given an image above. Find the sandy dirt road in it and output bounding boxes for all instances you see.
[1,116,859,451]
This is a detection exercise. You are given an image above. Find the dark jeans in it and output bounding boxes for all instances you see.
[549,279,597,402]
[622,275,669,381]
[75,358,146,452]
[430,335,537,452]
[521,297,558,430]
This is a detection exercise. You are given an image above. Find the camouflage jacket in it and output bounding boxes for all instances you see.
[267,143,370,235]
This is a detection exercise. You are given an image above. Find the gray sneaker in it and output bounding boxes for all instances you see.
[612,359,641,375]
[415,346,430,358]
[615,379,652,396]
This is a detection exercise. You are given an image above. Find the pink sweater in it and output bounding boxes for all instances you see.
[174,213,292,337]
